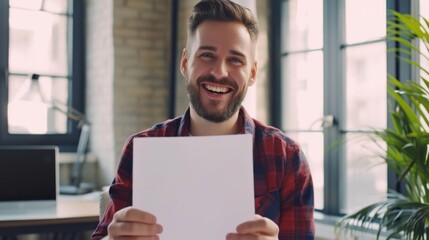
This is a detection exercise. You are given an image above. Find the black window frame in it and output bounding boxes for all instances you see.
[0,0,85,152]
[270,0,415,216]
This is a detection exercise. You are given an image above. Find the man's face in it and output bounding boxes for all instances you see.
[181,20,257,123]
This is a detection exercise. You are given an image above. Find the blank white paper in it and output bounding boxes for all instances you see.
[133,134,254,240]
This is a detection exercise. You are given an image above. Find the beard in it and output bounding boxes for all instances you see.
[186,74,247,123]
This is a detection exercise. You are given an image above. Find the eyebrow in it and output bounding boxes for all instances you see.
[229,50,246,58]
[198,46,216,51]
[198,46,246,58]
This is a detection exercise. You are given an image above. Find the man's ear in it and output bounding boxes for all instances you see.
[249,61,257,86]
[180,48,188,77]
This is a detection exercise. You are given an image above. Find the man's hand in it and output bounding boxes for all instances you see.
[226,215,279,240]
[105,207,163,240]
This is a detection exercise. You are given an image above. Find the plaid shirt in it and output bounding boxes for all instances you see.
[92,107,315,239]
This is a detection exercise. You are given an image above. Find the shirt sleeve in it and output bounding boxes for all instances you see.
[279,144,315,239]
[91,137,134,240]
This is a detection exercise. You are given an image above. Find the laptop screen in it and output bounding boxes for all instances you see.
[0,146,58,202]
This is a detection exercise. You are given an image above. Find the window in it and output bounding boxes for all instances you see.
[279,0,325,211]
[0,0,84,151]
[341,0,387,214]
[272,0,421,215]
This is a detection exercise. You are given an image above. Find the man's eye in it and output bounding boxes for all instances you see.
[200,53,214,59]
[229,57,243,65]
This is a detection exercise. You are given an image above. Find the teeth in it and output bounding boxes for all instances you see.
[205,84,229,93]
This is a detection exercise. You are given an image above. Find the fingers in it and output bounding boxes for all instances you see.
[107,207,163,239]
[226,215,279,240]
[236,215,279,235]
[114,207,158,224]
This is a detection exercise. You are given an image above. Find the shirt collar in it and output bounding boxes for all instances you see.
[177,106,255,136]
[177,108,191,136]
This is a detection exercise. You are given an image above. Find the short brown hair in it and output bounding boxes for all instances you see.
[188,0,259,42]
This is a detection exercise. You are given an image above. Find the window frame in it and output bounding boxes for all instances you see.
[270,0,415,216]
[0,0,85,152]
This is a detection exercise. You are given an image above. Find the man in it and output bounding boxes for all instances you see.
[92,0,315,239]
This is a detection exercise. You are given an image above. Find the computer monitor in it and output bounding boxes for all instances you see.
[0,146,58,218]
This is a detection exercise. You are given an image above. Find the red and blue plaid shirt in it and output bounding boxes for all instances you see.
[92,107,315,239]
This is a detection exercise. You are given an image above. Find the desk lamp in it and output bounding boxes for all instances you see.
[15,74,93,195]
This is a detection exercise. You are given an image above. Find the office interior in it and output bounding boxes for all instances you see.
[1,0,428,239]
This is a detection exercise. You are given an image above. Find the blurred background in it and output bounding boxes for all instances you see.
[0,0,428,239]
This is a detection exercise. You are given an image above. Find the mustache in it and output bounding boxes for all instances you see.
[196,74,238,91]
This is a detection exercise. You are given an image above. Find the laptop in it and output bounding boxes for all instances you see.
[0,146,59,220]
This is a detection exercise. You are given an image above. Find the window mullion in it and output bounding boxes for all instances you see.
[323,0,345,215]
[0,0,10,143]
[269,0,283,128]
[386,0,412,195]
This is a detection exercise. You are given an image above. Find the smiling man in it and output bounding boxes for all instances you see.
[184,18,256,135]
[184,19,256,126]
[92,0,315,239]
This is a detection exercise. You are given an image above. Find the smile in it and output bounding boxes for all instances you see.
[203,83,233,94]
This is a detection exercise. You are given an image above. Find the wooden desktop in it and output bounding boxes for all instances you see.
[0,196,99,236]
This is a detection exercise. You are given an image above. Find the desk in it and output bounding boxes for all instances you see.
[0,196,99,236]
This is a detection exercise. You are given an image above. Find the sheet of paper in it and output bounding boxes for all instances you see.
[133,134,254,240]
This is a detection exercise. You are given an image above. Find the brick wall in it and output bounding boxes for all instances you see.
[85,0,115,186]
[174,0,198,115]
[86,0,171,186]
[112,0,171,183]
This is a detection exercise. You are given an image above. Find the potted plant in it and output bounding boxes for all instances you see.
[335,11,429,240]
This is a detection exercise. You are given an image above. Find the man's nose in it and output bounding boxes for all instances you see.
[210,60,228,80]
